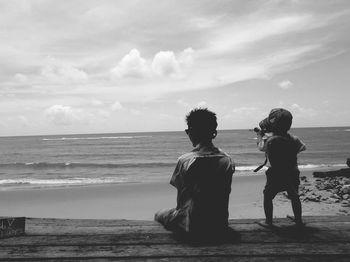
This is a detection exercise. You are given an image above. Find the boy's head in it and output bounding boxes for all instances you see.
[260,108,292,134]
[185,108,217,146]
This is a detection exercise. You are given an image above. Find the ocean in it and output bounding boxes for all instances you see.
[0,127,349,190]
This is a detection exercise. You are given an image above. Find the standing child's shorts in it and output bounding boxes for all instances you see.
[263,167,300,199]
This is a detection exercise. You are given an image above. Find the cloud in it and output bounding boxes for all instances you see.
[152,48,194,77]
[291,103,317,117]
[41,59,88,84]
[45,105,87,126]
[203,14,313,57]
[179,48,195,67]
[110,48,194,80]
[278,80,293,89]
[111,101,124,111]
[14,73,28,83]
[110,49,149,79]
[152,51,180,77]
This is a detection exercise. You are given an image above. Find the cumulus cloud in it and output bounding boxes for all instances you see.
[178,48,195,67]
[110,49,149,79]
[45,105,87,126]
[111,101,124,111]
[152,48,194,77]
[41,60,88,84]
[152,51,180,77]
[278,80,293,89]
[111,48,194,79]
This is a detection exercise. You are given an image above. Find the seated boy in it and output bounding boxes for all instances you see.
[155,108,235,239]
[256,108,306,227]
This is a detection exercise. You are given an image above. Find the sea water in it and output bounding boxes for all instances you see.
[0,127,349,189]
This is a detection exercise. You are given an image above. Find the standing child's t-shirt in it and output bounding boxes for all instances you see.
[258,133,306,195]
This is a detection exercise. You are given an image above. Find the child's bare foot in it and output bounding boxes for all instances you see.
[257,220,274,228]
[287,215,305,228]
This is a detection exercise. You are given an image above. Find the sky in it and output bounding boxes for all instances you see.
[1,0,350,136]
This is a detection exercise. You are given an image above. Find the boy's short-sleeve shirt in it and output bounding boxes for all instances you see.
[169,146,235,233]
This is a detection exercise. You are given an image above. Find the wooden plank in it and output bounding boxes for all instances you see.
[1,228,350,246]
[23,221,350,236]
[3,255,350,262]
[24,215,350,227]
[0,242,349,260]
[0,217,25,239]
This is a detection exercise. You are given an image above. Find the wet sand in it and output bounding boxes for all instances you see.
[0,169,346,220]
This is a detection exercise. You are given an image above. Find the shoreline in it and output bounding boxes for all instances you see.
[0,167,348,220]
[1,165,345,192]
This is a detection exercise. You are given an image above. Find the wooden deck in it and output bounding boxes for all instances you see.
[0,216,349,261]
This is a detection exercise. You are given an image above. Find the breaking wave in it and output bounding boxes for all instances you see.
[42,136,152,141]
[0,161,175,169]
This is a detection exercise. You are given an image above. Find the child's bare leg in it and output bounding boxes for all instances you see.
[263,194,273,225]
[291,197,303,224]
[288,188,303,225]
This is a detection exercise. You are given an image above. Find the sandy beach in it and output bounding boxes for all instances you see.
[0,168,347,220]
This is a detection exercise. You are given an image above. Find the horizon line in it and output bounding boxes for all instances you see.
[1,125,349,139]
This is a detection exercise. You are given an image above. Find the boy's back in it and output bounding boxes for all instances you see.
[171,147,234,234]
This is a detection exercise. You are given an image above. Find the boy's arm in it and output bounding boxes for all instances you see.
[170,160,183,188]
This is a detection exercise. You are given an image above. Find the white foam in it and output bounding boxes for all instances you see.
[42,136,152,141]
[0,177,127,186]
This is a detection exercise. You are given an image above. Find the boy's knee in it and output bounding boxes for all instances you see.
[154,208,177,225]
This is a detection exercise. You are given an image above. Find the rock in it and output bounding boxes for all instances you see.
[339,208,348,213]
[313,168,350,178]
[341,185,350,195]
[330,194,341,199]
[305,196,320,202]
[343,194,349,200]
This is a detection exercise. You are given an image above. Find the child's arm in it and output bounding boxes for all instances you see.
[257,132,270,152]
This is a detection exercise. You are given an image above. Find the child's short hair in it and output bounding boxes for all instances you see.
[186,108,217,139]
[269,108,293,133]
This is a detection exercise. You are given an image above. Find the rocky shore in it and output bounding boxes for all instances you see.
[298,175,350,214]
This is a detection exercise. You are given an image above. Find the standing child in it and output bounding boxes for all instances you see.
[255,108,306,227]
